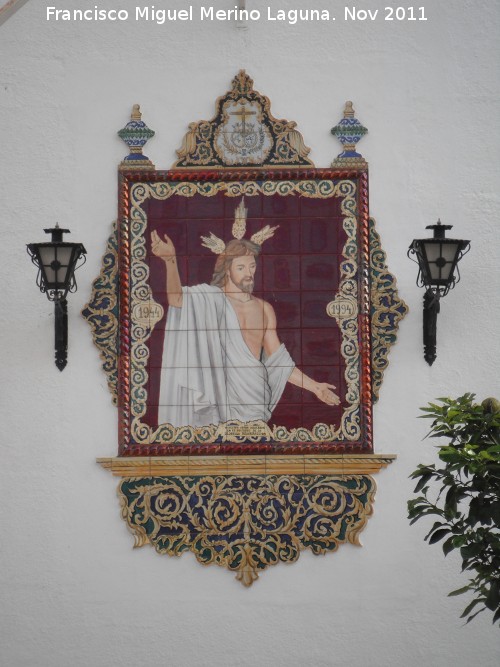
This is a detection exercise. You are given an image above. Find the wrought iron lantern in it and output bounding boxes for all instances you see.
[27,225,87,371]
[408,220,470,365]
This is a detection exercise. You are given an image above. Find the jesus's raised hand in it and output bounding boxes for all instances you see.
[151,230,176,260]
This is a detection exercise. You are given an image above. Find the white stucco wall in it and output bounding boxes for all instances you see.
[1,1,499,665]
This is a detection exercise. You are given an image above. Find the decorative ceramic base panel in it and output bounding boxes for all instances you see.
[119,473,377,586]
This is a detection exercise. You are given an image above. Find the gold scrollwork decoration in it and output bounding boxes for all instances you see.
[369,218,409,401]
[82,223,119,404]
[117,473,377,586]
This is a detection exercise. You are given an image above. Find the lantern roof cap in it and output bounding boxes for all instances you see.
[42,224,71,243]
[425,219,454,238]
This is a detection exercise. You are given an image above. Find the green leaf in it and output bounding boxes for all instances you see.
[439,448,461,464]
[448,585,471,597]
[442,536,456,557]
[428,528,451,544]
[444,486,459,517]
[425,522,447,540]
[485,581,500,611]
[451,534,467,548]
[414,472,434,493]
[461,543,483,559]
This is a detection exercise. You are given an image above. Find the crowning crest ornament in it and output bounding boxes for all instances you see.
[84,72,407,585]
[174,70,313,168]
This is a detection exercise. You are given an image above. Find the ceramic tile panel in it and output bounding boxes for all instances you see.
[102,175,376,453]
[86,73,407,585]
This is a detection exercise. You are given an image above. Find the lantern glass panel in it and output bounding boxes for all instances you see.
[422,240,460,284]
[423,242,441,262]
[38,245,57,286]
[38,245,77,289]
[441,241,460,262]
[428,261,441,281]
[422,241,441,281]
[56,246,75,285]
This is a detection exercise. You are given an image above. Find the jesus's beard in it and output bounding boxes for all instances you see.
[237,278,254,294]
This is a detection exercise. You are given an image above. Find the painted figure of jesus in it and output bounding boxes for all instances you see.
[151,200,339,429]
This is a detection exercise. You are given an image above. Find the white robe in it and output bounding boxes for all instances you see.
[157,284,295,428]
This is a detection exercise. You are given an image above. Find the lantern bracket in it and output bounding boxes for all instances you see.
[408,220,470,365]
[27,225,86,371]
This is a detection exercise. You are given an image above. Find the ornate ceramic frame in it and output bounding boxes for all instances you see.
[83,72,407,585]
[118,170,372,456]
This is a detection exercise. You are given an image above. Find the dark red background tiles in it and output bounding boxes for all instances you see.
[185,192,225,219]
[257,217,300,254]
[187,254,221,285]
[262,192,300,217]
[300,217,344,254]
[301,255,339,291]
[262,255,301,291]
[278,329,302,364]
[139,190,350,437]
[300,193,342,218]
[301,291,337,327]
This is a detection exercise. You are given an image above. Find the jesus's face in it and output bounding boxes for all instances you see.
[226,254,257,294]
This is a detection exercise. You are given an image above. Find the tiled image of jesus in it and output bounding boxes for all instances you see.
[151,202,339,429]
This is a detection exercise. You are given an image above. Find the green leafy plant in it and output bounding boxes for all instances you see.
[408,393,500,625]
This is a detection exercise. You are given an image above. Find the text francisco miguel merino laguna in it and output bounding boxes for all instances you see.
[46,5,334,24]
[47,5,422,24]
